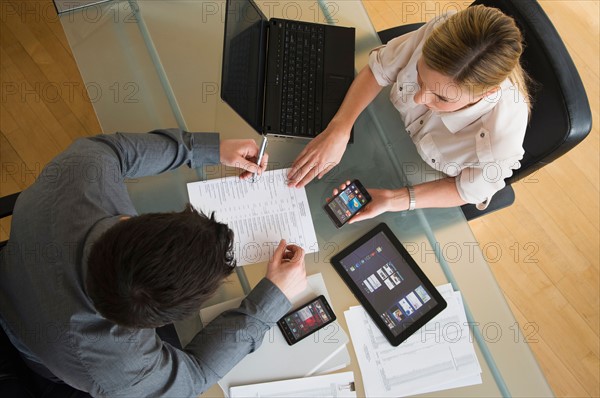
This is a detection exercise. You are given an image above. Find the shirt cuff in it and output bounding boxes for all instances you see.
[244,278,292,324]
[190,132,220,168]
[455,172,502,211]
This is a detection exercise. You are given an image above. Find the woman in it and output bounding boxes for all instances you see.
[287,5,530,221]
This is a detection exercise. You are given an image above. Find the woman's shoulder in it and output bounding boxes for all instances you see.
[484,80,528,132]
[479,82,529,155]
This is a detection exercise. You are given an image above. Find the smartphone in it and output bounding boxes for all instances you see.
[323,179,372,228]
[277,295,336,346]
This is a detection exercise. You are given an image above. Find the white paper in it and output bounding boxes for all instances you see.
[187,169,318,266]
[345,284,482,397]
[199,274,350,395]
[201,274,334,324]
[229,371,357,398]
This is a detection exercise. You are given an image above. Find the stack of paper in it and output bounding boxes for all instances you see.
[199,274,350,396]
[344,284,482,397]
[229,371,357,398]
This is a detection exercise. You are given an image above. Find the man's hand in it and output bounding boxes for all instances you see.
[266,240,307,300]
[220,139,269,179]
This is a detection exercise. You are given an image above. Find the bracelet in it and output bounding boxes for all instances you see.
[406,186,416,211]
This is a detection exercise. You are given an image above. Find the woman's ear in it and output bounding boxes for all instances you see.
[483,86,501,98]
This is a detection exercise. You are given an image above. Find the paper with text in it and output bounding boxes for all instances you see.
[187,169,319,266]
[199,274,350,396]
[229,371,357,398]
[344,284,482,397]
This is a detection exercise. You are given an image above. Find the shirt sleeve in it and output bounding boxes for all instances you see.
[83,278,291,397]
[184,278,292,377]
[455,161,519,210]
[455,102,528,209]
[368,14,452,87]
[76,129,220,179]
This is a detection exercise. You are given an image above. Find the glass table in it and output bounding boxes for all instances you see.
[56,1,553,396]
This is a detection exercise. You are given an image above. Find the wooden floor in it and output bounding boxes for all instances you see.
[1,0,598,396]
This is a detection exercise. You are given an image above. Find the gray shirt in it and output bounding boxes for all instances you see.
[0,129,292,397]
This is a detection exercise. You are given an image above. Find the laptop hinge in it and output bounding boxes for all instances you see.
[261,20,271,134]
[262,19,282,135]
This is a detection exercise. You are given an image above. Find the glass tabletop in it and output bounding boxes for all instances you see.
[57,1,552,396]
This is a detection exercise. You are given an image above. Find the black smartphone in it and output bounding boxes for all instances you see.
[323,179,372,228]
[277,295,336,346]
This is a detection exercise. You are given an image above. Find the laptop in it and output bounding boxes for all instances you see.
[221,0,355,139]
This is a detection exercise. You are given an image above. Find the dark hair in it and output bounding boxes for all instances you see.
[86,204,236,328]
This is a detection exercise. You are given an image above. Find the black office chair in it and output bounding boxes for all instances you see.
[378,0,592,220]
[0,192,36,396]
[0,193,20,250]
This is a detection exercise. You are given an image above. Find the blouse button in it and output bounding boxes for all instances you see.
[399,86,403,91]
[480,132,485,138]
[420,120,423,125]
[431,159,436,163]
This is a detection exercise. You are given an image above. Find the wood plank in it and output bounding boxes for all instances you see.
[0,131,27,242]
[1,2,100,137]
[504,295,590,397]
[0,40,72,153]
[508,182,599,334]
[517,169,599,268]
[539,1,600,75]
[473,208,599,395]
[5,0,82,83]
[0,131,28,193]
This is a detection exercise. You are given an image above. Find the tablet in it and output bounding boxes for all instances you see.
[330,223,447,346]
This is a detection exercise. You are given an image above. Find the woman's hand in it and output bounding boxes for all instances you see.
[287,124,351,188]
[328,181,406,223]
[287,67,383,188]
[220,139,268,180]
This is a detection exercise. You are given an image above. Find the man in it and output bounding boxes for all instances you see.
[0,129,307,396]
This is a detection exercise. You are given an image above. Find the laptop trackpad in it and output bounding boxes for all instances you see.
[325,74,351,103]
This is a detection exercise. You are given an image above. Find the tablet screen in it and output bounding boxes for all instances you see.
[331,223,446,345]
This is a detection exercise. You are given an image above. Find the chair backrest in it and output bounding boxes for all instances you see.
[0,193,20,250]
[0,191,38,396]
[472,0,592,184]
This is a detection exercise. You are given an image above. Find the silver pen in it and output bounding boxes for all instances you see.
[252,134,268,182]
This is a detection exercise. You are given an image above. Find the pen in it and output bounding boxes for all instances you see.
[252,134,268,182]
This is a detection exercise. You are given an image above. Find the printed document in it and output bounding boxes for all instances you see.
[187,169,318,266]
[345,284,482,397]
[199,273,350,396]
[229,371,357,398]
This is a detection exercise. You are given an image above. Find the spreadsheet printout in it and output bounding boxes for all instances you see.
[187,168,319,266]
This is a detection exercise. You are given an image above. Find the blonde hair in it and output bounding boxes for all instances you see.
[422,5,531,112]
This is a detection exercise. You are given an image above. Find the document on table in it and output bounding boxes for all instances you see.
[199,273,350,396]
[187,169,318,266]
[229,371,357,398]
[345,284,482,397]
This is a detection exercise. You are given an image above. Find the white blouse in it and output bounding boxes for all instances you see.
[368,14,529,209]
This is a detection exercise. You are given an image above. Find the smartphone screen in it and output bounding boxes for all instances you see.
[277,295,336,345]
[324,180,372,228]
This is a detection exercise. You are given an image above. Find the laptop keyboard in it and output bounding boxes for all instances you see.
[279,21,325,137]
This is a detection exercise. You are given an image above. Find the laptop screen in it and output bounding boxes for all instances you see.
[221,0,267,133]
